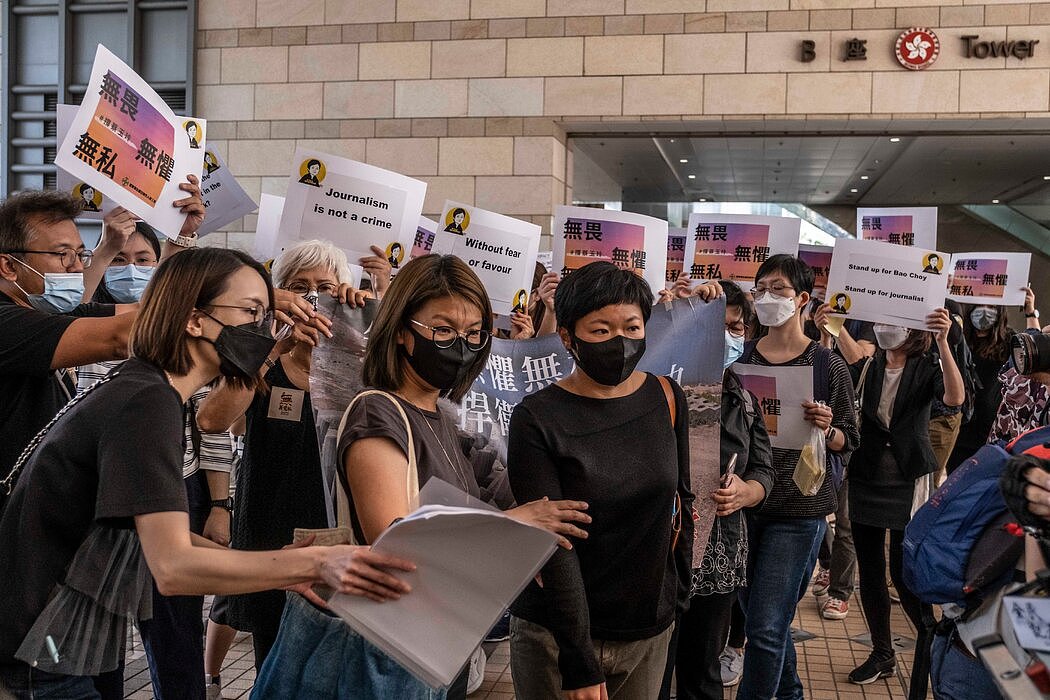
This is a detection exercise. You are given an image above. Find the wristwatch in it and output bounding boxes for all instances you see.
[1026,309,1040,319]
[210,497,234,512]
[173,233,198,248]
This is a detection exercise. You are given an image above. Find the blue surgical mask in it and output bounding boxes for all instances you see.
[11,258,84,314]
[104,264,154,303]
[724,330,744,369]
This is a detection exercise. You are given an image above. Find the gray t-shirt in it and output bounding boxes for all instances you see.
[336,391,482,543]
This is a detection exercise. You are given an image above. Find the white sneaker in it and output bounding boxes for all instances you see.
[466,646,486,695]
[719,647,743,687]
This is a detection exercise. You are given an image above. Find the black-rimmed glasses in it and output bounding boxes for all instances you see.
[205,304,274,330]
[5,249,93,269]
[409,319,490,351]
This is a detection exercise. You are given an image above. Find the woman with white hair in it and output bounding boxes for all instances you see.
[195,240,369,677]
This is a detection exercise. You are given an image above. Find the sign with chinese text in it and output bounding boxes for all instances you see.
[196,149,258,237]
[55,45,206,237]
[731,364,814,450]
[666,228,687,288]
[552,206,668,296]
[948,252,1031,306]
[309,295,724,571]
[683,213,801,285]
[826,238,948,330]
[430,201,541,316]
[411,216,437,261]
[856,207,937,249]
[277,148,426,270]
[798,244,834,300]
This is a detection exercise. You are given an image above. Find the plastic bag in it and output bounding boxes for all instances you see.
[793,426,827,496]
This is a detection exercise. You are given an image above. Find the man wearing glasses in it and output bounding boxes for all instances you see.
[0,183,203,479]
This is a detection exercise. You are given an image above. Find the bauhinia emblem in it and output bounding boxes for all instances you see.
[895,27,940,70]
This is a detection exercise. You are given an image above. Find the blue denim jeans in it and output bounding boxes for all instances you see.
[0,663,100,699]
[252,593,447,699]
[930,629,1003,700]
[737,515,826,700]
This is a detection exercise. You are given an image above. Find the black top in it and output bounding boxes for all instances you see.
[0,357,187,661]
[507,374,694,691]
[849,351,945,481]
[951,350,1006,461]
[693,371,775,596]
[0,292,115,474]
[226,359,329,631]
[337,391,484,544]
[742,342,859,519]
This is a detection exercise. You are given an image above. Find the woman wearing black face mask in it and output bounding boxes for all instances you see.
[194,240,366,677]
[0,249,415,700]
[251,254,590,700]
[506,261,694,700]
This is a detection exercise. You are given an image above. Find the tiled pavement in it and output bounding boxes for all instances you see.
[124,581,930,699]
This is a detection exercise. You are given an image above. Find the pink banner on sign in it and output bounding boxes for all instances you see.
[562,217,647,278]
[860,215,915,245]
[736,373,779,436]
[952,258,1008,299]
[666,234,687,284]
[690,222,771,283]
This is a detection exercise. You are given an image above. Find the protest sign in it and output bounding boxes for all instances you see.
[252,194,285,262]
[825,238,948,330]
[310,295,725,572]
[552,206,668,296]
[196,149,257,236]
[277,148,426,270]
[666,228,687,288]
[731,364,814,450]
[536,250,554,272]
[856,207,937,249]
[948,253,1031,306]
[683,214,801,285]
[430,201,541,316]
[799,244,834,299]
[55,44,205,238]
[56,105,106,221]
[411,217,437,260]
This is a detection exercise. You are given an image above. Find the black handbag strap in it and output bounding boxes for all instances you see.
[1,369,122,497]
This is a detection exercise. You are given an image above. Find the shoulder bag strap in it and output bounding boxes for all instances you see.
[656,375,683,551]
[336,390,420,531]
[1,369,122,497]
[656,374,677,427]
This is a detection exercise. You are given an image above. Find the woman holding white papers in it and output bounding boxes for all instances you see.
[253,254,591,700]
[506,261,695,700]
[838,311,963,697]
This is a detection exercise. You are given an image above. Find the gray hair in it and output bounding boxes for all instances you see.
[271,239,353,288]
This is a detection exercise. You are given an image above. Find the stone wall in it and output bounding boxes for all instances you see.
[196,0,1050,249]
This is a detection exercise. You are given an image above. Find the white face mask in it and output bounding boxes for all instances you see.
[873,324,909,350]
[753,292,798,328]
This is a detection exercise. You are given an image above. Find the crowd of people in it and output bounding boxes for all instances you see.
[2,177,1050,700]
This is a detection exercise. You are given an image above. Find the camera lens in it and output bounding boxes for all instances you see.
[1012,332,1050,375]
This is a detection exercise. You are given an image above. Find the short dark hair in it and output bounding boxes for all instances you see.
[755,254,815,296]
[834,292,847,303]
[0,190,84,252]
[131,247,274,390]
[555,261,654,335]
[362,254,492,402]
[307,159,321,169]
[452,207,466,218]
[186,120,198,131]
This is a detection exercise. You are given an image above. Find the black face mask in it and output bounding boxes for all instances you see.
[204,313,277,380]
[571,334,646,386]
[403,325,474,393]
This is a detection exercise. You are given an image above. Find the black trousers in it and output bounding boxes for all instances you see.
[658,591,736,700]
[852,522,936,700]
[139,471,211,700]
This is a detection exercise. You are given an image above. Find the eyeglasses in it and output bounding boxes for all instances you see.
[409,319,490,351]
[284,282,338,295]
[725,322,748,338]
[6,249,93,269]
[205,304,274,330]
[750,284,795,297]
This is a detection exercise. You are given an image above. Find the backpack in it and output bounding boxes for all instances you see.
[739,340,846,491]
[902,425,1050,609]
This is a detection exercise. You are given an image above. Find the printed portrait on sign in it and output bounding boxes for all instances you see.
[512,289,528,315]
[183,120,202,149]
[74,183,102,212]
[444,207,469,234]
[386,241,405,269]
[829,292,851,314]
[298,158,325,188]
[203,151,221,174]
[922,252,943,275]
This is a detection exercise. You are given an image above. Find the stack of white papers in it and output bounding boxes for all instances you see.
[327,480,558,689]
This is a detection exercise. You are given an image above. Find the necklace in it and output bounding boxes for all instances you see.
[397,393,472,492]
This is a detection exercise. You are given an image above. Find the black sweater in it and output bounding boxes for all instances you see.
[507,373,693,691]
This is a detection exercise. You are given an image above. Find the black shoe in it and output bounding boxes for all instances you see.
[848,655,896,685]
